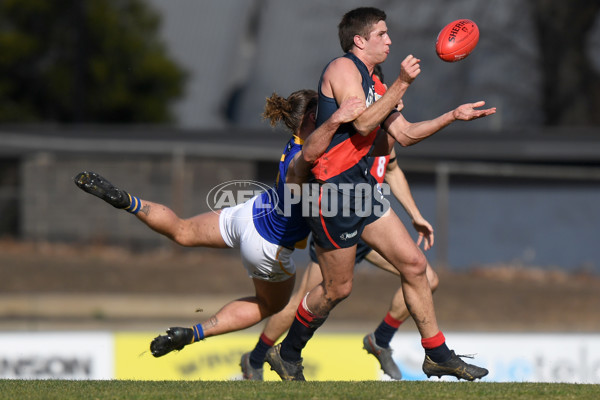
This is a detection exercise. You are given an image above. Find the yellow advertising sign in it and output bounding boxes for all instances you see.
[115,332,379,381]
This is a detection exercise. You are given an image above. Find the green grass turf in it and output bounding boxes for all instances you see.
[0,380,599,400]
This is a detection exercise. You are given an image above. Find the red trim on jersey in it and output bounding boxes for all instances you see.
[373,74,386,96]
[311,129,378,181]
[368,75,390,184]
[370,155,391,184]
[311,74,386,182]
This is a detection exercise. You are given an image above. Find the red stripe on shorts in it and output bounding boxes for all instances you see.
[318,186,340,249]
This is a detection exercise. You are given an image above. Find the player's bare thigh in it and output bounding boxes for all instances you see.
[363,249,400,276]
[361,209,427,275]
[252,275,296,315]
[179,211,228,248]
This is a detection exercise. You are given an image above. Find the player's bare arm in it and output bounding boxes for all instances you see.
[321,57,365,105]
[367,54,422,129]
[286,96,366,187]
[352,55,420,135]
[368,141,435,249]
[384,153,434,250]
[384,100,496,147]
[322,56,419,136]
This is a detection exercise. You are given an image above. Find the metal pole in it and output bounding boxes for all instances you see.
[171,146,186,253]
[435,163,450,271]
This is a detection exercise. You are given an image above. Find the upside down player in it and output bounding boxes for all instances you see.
[73,91,365,357]
[265,7,496,381]
[241,68,440,381]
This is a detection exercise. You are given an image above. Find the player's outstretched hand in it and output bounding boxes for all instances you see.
[453,101,497,121]
[333,96,366,124]
[399,54,421,85]
[413,215,434,251]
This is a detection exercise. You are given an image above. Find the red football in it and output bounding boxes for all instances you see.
[435,19,479,62]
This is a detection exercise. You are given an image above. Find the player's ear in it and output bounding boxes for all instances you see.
[353,34,366,50]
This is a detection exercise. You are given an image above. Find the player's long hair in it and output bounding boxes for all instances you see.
[263,89,317,134]
[338,7,386,53]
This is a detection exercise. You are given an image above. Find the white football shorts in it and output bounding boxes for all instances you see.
[218,196,296,282]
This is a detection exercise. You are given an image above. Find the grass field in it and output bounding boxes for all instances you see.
[1,380,599,400]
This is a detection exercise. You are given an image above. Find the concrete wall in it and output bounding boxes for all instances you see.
[21,152,261,246]
[10,150,600,273]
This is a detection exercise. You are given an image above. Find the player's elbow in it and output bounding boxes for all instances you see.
[170,220,198,247]
[390,129,417,147]
[352,120,373,136]
[386,120,419,147]
[302,149,318,165]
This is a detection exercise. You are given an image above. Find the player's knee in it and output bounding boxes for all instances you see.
[171,231,193,247]
[170,221,196,246]
[401,252,428,280]
[324,280,353,305]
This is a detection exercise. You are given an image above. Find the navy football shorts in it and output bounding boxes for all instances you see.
[306,181,390,249]
[308,235,372,264]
